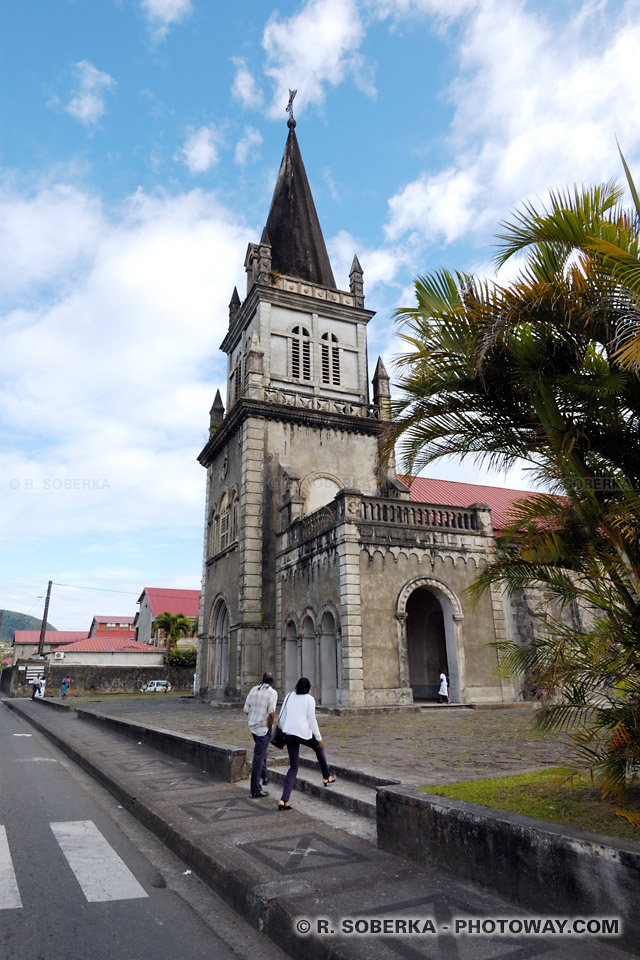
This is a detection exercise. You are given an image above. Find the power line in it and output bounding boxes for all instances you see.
[52,582,140,595]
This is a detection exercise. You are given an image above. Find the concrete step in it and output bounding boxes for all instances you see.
[265,764,377,819]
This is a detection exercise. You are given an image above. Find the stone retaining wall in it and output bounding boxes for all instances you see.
[377,786,639,954]
[76,707,248,782]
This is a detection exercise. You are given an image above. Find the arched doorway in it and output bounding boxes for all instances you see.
[406,588,447,700]
[319,610,338,707]
[284,620,299,693]
[301,615,316,690]
[209,599,230,693]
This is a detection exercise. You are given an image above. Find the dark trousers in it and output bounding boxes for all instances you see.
[250,732,271,794]
[281,736,331,803]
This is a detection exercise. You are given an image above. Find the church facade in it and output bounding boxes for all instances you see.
[195,118,521,707]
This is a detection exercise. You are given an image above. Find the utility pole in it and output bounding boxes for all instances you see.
[37,581,52,658]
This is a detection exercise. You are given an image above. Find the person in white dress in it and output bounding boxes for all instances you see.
[438,672,449,704]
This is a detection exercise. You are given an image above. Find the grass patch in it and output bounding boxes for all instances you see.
[420,768,640,843]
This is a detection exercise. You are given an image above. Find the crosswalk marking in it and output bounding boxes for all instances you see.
[50,820,148,903]
[0,826,23,910]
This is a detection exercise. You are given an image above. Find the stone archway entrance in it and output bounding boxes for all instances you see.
[397,577,464,702]
[406,588,447,700]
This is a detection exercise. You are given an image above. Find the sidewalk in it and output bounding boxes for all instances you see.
[3,695,631,960]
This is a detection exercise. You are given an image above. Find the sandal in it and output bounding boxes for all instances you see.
[278,801,292,811]
[323,776,337,786]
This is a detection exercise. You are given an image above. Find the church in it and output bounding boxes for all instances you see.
[195,113,532,707]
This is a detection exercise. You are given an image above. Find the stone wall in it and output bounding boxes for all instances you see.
[2,660,195,697]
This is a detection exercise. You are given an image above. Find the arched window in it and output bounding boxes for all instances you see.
[291,326,311,381]
[321,333,340,385]
[219,493,230,551]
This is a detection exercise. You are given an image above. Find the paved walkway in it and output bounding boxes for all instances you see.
[4,696,631,960]
[64,695,565,785]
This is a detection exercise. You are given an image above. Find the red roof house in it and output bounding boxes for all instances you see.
[135,588,200,648]
[13,630,89,660]
[49,636,163,666]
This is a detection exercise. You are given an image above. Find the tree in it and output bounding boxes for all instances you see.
[153,611,195,661]
[386,170,640,806]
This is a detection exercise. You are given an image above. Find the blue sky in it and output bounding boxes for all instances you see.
[2,0,639,630]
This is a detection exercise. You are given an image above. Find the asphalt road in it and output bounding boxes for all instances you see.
[0,701,288,960]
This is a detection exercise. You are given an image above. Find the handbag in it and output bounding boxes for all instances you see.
[271,693,291,749]
[271,725,286,749]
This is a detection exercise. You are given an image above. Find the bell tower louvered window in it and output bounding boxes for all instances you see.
[291,326,311,381]
[321,333,340,386]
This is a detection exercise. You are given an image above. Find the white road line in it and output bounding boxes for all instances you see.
[0,826,22,910]
[16,758,57,763]
[12,734,32,737]
[50,820,148,903]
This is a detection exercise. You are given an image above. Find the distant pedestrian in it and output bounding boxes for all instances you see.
[64,676,71,696]
[30,676,42,700]
[278,677,335,811]
[37,677,46,698]
[438,672,449,704]
[243,671,277,799]
[60,677,68,698]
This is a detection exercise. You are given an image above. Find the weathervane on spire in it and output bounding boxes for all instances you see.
[286,89,297,128]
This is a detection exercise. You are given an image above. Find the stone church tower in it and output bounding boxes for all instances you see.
[196,116,517,706]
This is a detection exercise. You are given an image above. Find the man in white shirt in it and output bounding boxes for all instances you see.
[243,671,277,798]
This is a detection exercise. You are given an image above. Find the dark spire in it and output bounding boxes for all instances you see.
[263,125,336,288]
[228,287,241,324]
[372,357,391,411]
[209,390,225,431]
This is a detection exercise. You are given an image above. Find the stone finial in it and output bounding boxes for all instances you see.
[372,356,391,414]
[349,254,364,307]
[257,228,272,284]
[244,331,265,398]
[229,287,241,324]
[244,242,260,294]
[209,390,225,433]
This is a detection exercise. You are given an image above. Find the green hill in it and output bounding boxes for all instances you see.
[0,610,57,643]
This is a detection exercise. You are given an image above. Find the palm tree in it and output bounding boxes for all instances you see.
[386,170,640,804]
[152,611,194,661]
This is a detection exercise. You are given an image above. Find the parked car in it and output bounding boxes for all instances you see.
[139,680,171,693]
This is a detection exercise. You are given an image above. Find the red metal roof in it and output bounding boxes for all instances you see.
[62,637,160,653]
[14,631,89,646]
[405,476,536,533]
[140,588,200,618]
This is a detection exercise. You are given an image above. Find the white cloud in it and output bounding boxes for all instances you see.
[231,58,263,110]
[64,61,116,126]
[0,182,251,553]
[262,0,372,118]
[0,183,104,300]
[382,0,640,247]
[178,125,221,174]
[235,126,263,166]
[140,0,192,40]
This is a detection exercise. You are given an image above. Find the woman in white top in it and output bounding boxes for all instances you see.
[277,677,336,810]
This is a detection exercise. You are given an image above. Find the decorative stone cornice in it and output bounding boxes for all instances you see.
[198,397,381,467]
